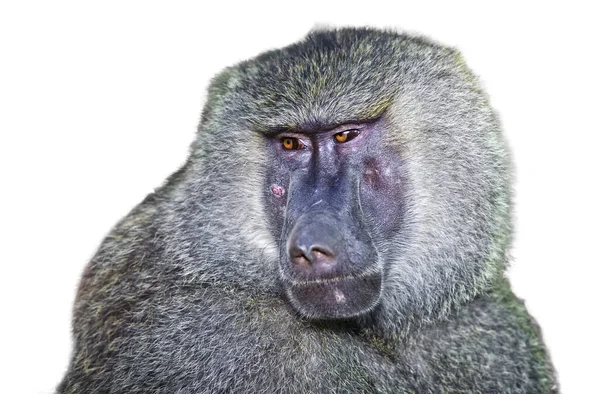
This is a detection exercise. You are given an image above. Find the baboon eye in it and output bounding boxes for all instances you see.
[282,137,305,150]
[334,129,360,143]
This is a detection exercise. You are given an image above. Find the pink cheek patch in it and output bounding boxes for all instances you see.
[271,184,285,198]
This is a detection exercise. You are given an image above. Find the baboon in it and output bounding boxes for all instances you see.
[58,28,558,393]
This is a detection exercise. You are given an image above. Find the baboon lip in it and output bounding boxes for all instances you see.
[285,269,380,287]
[285,271,383,319]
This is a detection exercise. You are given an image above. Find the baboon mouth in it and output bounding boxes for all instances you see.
[280,267,381,286]
[285,271,383,319]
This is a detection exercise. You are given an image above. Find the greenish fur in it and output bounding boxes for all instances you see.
[58,27,558,393]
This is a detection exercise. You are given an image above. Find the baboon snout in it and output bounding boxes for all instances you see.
[287,216,342,277]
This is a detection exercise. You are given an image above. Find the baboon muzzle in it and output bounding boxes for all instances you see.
[280,207,382,319]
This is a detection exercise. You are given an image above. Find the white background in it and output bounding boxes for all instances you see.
[1,1,598,393]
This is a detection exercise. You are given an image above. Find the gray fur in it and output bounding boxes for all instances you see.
[58,27,558,393]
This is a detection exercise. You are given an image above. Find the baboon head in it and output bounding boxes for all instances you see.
[165,28,511,330]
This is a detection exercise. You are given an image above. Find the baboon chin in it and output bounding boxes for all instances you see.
[58,28,559,393]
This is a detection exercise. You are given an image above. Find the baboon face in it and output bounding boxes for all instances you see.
[263,118,404,319]
[194,29,509,328]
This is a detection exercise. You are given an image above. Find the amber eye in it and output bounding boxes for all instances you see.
[334,129,360,143]
[281,137,304,150]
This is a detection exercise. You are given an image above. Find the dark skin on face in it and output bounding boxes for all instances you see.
[263,117,406,320]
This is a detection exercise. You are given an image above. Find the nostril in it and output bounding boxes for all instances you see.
[307,246,337,275]
[290,245,307,259]
[310,246,333,260]
[290,246,312,268]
